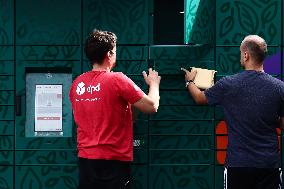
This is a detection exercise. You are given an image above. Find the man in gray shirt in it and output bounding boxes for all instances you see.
[182,35,284,189]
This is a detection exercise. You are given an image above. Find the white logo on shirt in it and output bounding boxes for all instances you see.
[76,82,85,95]
[87,83,100,94]
[76,82,101,96]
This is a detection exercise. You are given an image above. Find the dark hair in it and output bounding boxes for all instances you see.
[243,40,267,63]
[84,29,117,65]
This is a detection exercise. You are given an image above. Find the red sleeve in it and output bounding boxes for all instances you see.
[114,73,144,104]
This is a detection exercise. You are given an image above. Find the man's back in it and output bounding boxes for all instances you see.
[206,70,284,168]
[69,71,144,161]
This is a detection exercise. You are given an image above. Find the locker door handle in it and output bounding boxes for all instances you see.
[16,95,21,116]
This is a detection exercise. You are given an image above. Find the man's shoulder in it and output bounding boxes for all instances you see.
[217,73,239,83]
[74,71,92,80]
[111,72,130,81]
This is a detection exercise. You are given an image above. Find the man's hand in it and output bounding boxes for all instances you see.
[142,68,161,86]
[180,67,208,105]
[133,68,161,114]
[181,67,197,81]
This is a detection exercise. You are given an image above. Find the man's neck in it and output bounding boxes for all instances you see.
[92,64,111,72]
[244,62,264,72]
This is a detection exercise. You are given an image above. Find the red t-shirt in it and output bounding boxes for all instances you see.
[69,71,144,161]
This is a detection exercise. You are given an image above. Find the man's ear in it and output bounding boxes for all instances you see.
[244,52,249,61]
[107,51,111,58]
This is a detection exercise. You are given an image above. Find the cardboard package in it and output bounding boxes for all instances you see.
[191,67,217,89]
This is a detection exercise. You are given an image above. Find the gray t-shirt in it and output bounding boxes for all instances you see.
[205,70,284,168]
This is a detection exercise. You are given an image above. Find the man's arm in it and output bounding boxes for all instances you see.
[133,68,161,114]
[187,81,208,104]
[181,68,208,105]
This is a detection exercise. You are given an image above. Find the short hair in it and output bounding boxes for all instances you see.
[241,35,267,63]
[84,29,117,65]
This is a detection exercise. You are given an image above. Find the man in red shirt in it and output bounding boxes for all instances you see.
[69,29,160,189]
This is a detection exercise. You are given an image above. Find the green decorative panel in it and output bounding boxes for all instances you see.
[0,61,14,75]
[16,46,80,60]
[16,61,81,94]
[0,121,14,135]
[0,106,14,120]
[113,61,148,75]
[132,165,147,189]
[150,45,214,61]
[150,150,213,164]
[83,0,148,45]
[149,165,213,189]
[83,45,148,72]
[216,47,242,75]
[159,75,186,90]
[215,106,224,120]
[0,0,13,45]
[150,106,214,120]
[185,0,215,45]
[15,150,77,165]
[150,136,213,149]
[15,128,77,149]
[133,149,147,164]
[159,91,195,105]
[82,59,92,73]
[128,75,148,91]
[0,76,14,90]
[216,47,280,75]
[0,166,13,189]
[117,46,148,60]
[0,136,14,150]
[0,46,13,60]
[15,166,77,189]
[149,121,213,135]
[216,0,281,46]
[133,120,148,135]
[135,109,149,121]
[156,60,214,75]
[0,91,14,105]
[16,0,80,45]
[215,166,224,189]
[0,151,13,165]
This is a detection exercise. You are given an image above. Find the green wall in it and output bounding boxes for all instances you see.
[0,0,283,188]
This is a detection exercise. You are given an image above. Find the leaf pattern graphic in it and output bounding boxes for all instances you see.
[0,177,9,189]
[19,139,43,164]
[219,14,234,37]
[218,53,229,74]
[0,136,12,149]
[62,176,77,189]
[105,2,125,33]
[45,177,59,188]
[220,2,230,13]
[20,168,42,189]
[0,28,8,45]
[261,1,277,28]
[177,177,191,188]
[129,1,145,23]
[16,24,27,39]
[193,176,210,189]
[153,169,175,189]
[235,1,259,33]
[268,22,277,44]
